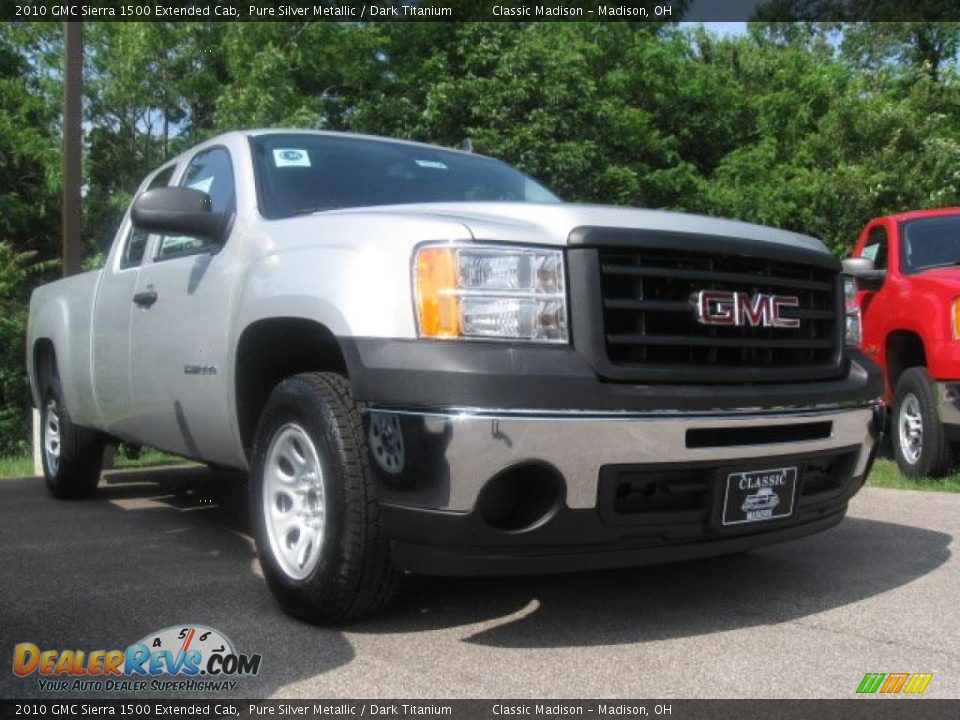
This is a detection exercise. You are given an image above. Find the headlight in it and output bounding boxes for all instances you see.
[844,276,861,346]
[413,244,568,342]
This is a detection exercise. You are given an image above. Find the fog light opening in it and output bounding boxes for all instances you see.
[477,463,565,532]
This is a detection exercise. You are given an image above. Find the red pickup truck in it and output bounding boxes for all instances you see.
[845,208,960,478]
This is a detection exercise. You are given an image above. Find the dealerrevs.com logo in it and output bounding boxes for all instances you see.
[12,625,261,693]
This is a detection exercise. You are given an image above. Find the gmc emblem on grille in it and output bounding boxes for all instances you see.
[693,290,801,328]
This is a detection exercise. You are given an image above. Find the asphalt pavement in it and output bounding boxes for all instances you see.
[1,466,957,699]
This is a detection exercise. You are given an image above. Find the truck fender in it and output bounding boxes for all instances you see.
[235,245,417,340]
[29,297,74,409]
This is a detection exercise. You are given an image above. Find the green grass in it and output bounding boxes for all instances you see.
[0,454,33,478]
[113,447,188,470]
[0,446,190,478]
[865,457,960,493]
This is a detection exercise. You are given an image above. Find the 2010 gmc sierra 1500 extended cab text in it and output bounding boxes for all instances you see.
[27,130,884,622]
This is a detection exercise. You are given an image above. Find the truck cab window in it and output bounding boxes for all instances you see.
[157,146,236,260]
[120,164,175,269]
[860,226,888,270]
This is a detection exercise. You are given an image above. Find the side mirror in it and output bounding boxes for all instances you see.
[842,257,886,291]
[130,187,228,245]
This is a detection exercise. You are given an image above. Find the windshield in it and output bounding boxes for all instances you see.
[249,133,560,219]
[901,214,960,272]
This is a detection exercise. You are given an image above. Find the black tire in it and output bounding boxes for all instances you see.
[41,377,105,499]
[892,367,953,478]
[250,372,398,623]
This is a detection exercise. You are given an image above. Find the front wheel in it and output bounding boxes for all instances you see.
[41,378,105,499]
[250,372,398,623]
[893,367,953,478]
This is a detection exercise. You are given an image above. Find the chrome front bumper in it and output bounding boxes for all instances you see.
[366,404,882,512]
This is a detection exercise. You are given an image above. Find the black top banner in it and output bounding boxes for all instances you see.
[6,0,960,23]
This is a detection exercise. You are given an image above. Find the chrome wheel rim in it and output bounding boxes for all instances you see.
[43,399,61,475]
[898,393,923,465]
[369,412,405,474]
[262,424,326,580]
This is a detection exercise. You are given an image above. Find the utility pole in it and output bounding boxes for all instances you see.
[62,21,82,277]
[37,22,84,477]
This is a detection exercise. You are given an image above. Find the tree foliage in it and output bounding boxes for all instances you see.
[0,243,50,455]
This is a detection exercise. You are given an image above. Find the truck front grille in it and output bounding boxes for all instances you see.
[596,247,842,383]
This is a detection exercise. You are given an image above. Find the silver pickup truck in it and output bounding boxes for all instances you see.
[27,130,883,622]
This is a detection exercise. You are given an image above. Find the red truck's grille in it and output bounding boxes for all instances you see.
[596,247,842,382]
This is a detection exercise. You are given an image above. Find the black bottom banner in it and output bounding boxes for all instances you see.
[1,700,958,720]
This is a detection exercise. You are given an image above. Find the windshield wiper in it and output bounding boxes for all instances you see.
[289,206,337,216]
[917,259,960,271]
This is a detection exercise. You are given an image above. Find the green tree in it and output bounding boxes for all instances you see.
[0,24,61,453]
[0,243,51,454]
[0,23,61,261]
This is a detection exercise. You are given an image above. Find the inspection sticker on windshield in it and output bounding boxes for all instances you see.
[722,466,797,526]
[272,148,311,167]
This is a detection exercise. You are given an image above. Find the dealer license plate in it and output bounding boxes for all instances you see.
[722,466,797,526]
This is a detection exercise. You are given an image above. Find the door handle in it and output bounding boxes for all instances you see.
[133,289,158,308]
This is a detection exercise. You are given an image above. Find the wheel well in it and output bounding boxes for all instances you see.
[33,339,57,398]
[235,318,348,456]
[886,331,926,391]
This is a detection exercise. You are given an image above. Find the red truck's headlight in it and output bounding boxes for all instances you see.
[952,297,960,340]
[844,277,861,346]
[414,244,568,343]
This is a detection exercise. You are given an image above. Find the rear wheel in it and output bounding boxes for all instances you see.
[41,378,105,499]
[250,372,398,623]
[893,367,953,478]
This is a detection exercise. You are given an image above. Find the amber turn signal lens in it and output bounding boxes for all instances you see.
[414,246,460,337]
[953,297,960,340]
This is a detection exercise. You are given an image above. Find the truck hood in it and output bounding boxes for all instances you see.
[908,266,960,291]
[334,201,831,255]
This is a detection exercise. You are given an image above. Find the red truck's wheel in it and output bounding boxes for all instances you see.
[893,367,953,478]
[41,378,105,499]
[250,372,398,623]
